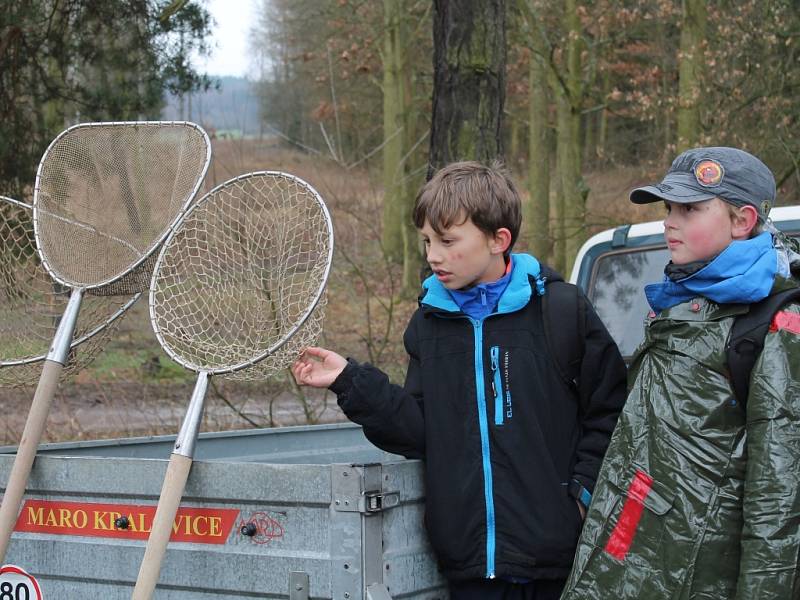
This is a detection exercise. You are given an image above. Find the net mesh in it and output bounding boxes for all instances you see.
[150,172,333,380]
[35,122,210,293]
[0,196,138,387]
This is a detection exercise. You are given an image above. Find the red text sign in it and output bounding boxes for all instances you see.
[14,499,239,545]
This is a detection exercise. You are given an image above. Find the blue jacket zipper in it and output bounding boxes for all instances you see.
[491,346,503,426]
[472,319,496,578]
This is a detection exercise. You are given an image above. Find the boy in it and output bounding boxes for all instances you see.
[293,161,627,600]
[561,147,800,599]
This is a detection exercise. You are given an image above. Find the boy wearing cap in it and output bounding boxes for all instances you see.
[561,147,800,599]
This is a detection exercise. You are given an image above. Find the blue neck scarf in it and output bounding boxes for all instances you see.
[645,232,777,313]
[447,259,514,321]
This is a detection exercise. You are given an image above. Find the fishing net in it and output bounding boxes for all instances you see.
[34,121,211,294]
[0,196,138,387]
[150,171,333,380]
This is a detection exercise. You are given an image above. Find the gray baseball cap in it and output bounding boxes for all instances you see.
[630,146,776,219]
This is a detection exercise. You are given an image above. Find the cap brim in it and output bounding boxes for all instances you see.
[630,181,717,205]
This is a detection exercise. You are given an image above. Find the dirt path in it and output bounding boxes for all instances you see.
[0,380,347,446]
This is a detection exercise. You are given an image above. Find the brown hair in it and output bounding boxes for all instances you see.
[413,161,522,254]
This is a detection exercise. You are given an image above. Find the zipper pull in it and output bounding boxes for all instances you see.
[481,288,487,306]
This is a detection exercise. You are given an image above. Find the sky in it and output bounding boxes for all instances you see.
[196,0,258,78]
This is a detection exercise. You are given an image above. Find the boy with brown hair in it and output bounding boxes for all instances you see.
[293,161,627,600]
[561,147,800,599]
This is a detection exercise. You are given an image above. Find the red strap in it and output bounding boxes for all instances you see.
[604,470,653,561]
[770,311,800,335]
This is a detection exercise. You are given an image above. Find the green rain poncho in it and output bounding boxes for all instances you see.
[561,237,800,599]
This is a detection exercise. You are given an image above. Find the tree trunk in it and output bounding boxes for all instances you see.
[676,0,706,152]
[656,20,673,166]
[597,66,609,161]
[526,50,551,261]
[381,0,406,263]
[509,116,520,164]
[428,0,506,173]
[556,0,586,277]
[400,21,425,294]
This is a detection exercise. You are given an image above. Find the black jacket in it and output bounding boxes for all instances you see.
[330,254,627,581]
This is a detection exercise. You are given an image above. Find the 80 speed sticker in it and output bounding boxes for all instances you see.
[0,565,42,600]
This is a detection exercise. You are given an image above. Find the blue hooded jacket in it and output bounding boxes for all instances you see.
[330,253,627,583]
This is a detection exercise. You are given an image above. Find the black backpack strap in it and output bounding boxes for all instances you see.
[726,287,800,408]
[542,281,586,405]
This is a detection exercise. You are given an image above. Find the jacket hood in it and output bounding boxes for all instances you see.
[419,253,559,316]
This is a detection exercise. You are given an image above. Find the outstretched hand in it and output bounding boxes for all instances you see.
[292,346,348,388]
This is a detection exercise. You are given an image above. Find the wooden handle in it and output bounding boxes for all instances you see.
[131,454,193,600]
[0,359,63,564]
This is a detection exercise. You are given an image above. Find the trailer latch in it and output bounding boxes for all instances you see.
[362,491,399,513]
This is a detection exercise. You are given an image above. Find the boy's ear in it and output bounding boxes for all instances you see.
[491,228,512,255]
[732,205,759,239]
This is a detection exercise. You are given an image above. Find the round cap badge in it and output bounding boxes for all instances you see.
[694,159,724,187]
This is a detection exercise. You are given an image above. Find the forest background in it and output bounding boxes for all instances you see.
[1,0,798,445]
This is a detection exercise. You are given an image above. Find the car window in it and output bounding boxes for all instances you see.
[587,247,669,359]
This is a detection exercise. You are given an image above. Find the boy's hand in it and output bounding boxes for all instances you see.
[292,346,348,388]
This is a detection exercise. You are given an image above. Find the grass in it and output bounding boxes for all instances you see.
[89,348,192,382]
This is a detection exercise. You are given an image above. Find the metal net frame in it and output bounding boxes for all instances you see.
[0,121,214,569]
[34,120,212,295]
[149,171,334,380]
[0,196,139,387]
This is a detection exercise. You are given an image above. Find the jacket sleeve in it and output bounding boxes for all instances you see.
[571,294,628,494]
[735,304,800,598]
[329,318,425,459]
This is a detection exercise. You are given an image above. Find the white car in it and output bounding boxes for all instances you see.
[569,205,800,360]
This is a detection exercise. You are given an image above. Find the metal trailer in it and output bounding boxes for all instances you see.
[0,423,446,599]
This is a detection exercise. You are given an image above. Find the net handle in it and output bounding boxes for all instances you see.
[132,453,193,599]
[32,120,212,291]
[132,371,208,599]
[0,288,83,564]
[0,360,64,563]
[148,170,335,376]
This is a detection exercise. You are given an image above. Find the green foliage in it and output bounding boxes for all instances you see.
[90,349,191,381]
[0,0,213,200]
